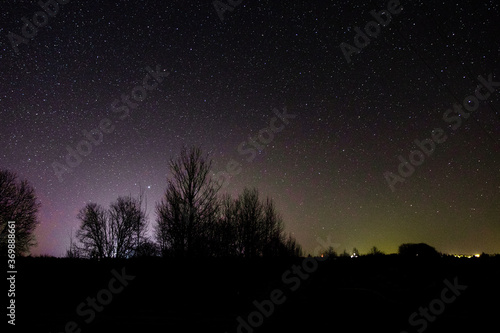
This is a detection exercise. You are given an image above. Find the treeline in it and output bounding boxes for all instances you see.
[319,243,498,259]
[319,244,433,258]
[69,147,302,259]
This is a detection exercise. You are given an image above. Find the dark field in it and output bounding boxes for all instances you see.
[10,255,500,333]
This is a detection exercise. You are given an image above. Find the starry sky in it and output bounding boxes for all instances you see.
[1,0,499,257]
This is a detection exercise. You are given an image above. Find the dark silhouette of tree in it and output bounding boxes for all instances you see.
[211,193,239,257]
[155,146,220,258]
[368,246,385,256]
[76,203,111,259]
[236,187,264,258]
[321,246,337,258]
[109,195,148,258]
[282,232,303,257]
[75,195,148,259]
[0,170,40,255]
[398,243,440,258]
[218,187,301,258]
[154,147,302,258]
[340,249,350,257]
[135,239,159,257]
[65,229,81,258]
[261,197,285,257]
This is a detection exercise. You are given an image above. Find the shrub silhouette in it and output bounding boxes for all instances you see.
[398,243,440,258]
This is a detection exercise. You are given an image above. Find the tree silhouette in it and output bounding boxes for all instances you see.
[109,195,148,258]
[340,249,350,257]
[65,229,81,258]
[282,232,303,257]
[75,195,148,259]
[261,197,286,257]
[236,187,264,258]
[368,246,384,256]
[212,193,239,257]
[76,203,111,259]
[321,246,337,258]
[218,187,301,258]
[0,170,40,255]
[135,239,159,257]
[155,146,220,258]
[154,147,302,258]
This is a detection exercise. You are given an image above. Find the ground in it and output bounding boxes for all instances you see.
[11,255,499,333]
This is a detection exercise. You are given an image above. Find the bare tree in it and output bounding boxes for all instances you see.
[155,184,183,257]
[212,193,239,257]
[368,246,384,256]
[237,188,264,258]
[155,146,220,258]
[65,228,81,258]
[282,233,303,257]
[0,170,40,256]
[261,197,285,257]
[154,147,302,258]
[109,195,148,258]
[76,203,111,259]
[75,195,148,259]
[215,187,301,258]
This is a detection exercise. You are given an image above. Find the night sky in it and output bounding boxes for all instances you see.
[1,0,499,257]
